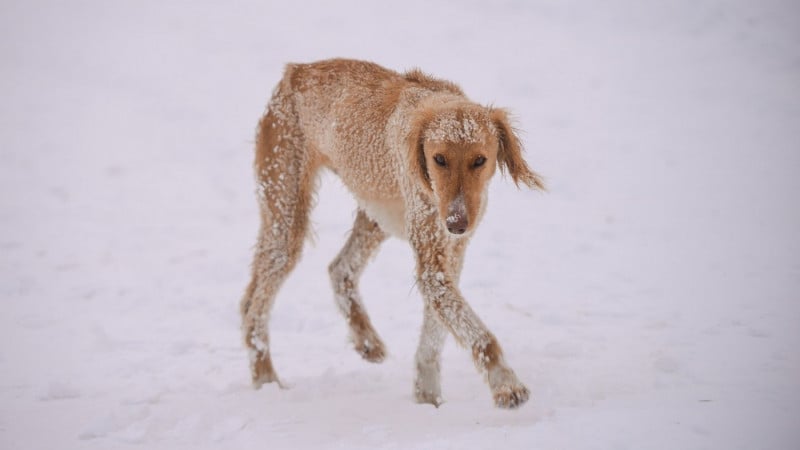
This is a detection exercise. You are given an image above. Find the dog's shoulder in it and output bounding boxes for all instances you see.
[282,58,402,91]
[283,59,465,97]
[402,68,464,97]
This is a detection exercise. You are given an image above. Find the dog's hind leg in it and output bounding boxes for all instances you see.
[328,210,388,362]
[241,105,319,388]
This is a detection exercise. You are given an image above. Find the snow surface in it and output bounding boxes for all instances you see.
[2,0,799,448]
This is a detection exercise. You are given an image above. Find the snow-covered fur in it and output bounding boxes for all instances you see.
[241,59,544,408]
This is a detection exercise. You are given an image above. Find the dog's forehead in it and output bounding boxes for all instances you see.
[423,109,496,145]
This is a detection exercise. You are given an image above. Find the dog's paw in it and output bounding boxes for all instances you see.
[492,383,530,409]
[414,368,443,407]
[355,336,386,363]
[487,365,529,409]
[250,351,286,389]
[252,372,287,390]
[414,360,443,407]
[414,384,444,407]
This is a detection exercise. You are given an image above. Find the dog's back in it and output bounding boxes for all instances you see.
[269,59,468,201]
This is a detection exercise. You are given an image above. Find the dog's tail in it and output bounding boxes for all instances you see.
[263,63,299,119]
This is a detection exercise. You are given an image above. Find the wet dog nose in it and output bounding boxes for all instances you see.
[446,215,468,235]
[446,193,468,235]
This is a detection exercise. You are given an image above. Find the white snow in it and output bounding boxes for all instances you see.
[424,113,483,144]
[2,0,799,449]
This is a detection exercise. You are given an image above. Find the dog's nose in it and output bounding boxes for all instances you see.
[446,215,468,235]
[446,193,468,235]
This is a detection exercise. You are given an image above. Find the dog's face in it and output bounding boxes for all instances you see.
[410,106,544,236]
[422,138,496,235]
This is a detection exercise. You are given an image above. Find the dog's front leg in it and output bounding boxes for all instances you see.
[410,224,530,409]
[414,302,447,406]
[413,236,469,407]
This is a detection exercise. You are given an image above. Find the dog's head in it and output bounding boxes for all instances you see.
[408,103,544,236]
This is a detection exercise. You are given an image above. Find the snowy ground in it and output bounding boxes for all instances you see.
[2,1,799,449]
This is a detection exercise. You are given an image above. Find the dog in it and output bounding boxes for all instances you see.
[240,58,544,408]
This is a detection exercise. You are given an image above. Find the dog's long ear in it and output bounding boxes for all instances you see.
[406,113,433,193]
[491,108,545,190]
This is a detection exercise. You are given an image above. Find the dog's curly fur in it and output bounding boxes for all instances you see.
[241,58,544,408]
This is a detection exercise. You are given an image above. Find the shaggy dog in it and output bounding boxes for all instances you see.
[241,59,544,408]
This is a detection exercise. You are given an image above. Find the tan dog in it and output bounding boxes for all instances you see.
[241,59,544,408]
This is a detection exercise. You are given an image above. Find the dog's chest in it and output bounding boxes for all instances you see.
[358,197,406,238]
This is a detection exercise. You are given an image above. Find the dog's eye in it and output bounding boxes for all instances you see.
[473,156,487,167]
[433,154,447,167]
